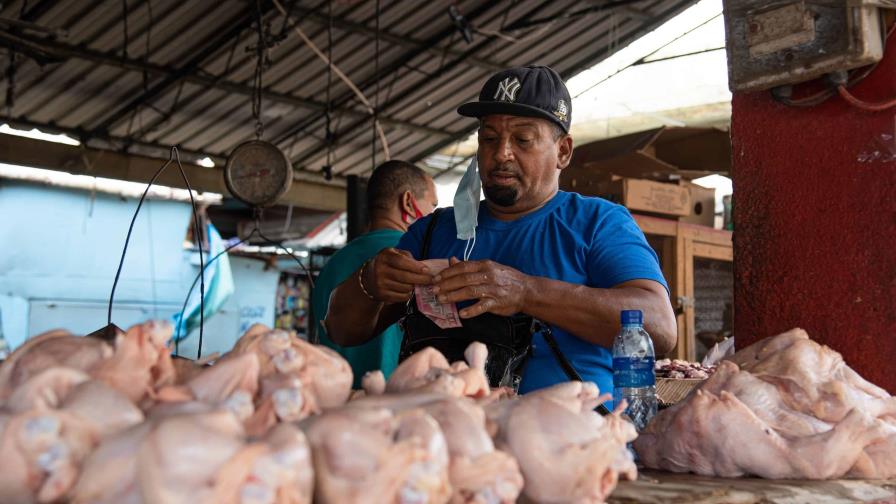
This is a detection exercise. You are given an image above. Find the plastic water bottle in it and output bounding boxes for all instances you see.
[612,310,657,432]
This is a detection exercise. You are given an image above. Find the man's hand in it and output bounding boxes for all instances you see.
[432,257,531,318]
[364,248,434,303]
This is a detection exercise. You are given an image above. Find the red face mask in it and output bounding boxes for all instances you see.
[403,196,424,224]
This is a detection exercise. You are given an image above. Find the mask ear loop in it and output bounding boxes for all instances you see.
[462,230,476,261]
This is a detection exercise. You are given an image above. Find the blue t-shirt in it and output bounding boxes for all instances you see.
[396,190,667,397]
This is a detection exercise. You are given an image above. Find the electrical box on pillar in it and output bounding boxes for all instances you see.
[723,1,886,91]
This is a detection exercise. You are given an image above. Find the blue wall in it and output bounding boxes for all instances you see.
[0,179,278,354]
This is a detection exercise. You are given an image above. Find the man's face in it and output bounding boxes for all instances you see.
[477,115,571,215]
[418,177,439,216]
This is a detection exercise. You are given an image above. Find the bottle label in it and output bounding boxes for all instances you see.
[613,357,656,388]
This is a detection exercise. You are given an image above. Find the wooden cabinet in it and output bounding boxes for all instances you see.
[633,215,733,361]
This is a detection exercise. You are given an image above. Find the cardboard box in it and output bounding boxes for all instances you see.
[680,181,716,228]
[563,174,692,217]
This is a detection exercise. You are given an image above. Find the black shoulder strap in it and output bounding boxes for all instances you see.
[537,321,612,416]
[419,208,443,260]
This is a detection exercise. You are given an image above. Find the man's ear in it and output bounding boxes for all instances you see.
[557,135,574,170]
[400,190,414,215]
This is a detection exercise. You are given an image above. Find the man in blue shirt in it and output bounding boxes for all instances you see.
[314,160,437,388]
[325,66,676,397]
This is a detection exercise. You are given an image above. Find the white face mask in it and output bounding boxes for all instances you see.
[452,156,480,260]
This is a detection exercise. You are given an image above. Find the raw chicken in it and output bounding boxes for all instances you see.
[349,392,524,503]
[221,326,353,432]
[0,321,176,404]
[0,367,146,504]
[386,343,490,398]
[152,352,260,423]
[486,381,637,504]
[636,328,896,479]
[72,409,313,504]
[302,405,450,504]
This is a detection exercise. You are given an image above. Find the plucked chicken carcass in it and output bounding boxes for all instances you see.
[72,408,313,504]
[348,392,524,504]
[151,352,260,423]
[635,328,896,479]
[302,405,451,504]
[220,326,353,433]
[382,342,490,398]
[0,369,145,504]
[485,381,637,504]
[0,321,175,404]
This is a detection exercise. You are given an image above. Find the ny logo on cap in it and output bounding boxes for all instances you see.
[494,77,521,102]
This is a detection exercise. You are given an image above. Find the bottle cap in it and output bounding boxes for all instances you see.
[621,310,643,326]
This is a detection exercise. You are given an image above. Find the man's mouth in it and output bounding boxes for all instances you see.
[489,172,518,185]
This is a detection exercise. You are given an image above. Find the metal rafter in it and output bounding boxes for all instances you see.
[1,11,449,141]
[286,4,503,71]
[291,0,559,173]
[407,0,701,172]
[86,1,274,140]
[269,1,503,149]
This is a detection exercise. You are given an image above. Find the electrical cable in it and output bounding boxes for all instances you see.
[175,232,253,350]
[373,0,380,171]
[834,20,896,111]
[325,0,333,179]
[271,0,390,160]
[837,85,896,111]
[107,147,205,356]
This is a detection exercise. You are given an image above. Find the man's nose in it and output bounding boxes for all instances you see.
[494,136,514,163]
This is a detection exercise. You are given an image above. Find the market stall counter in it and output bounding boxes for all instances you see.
[610,470,896,504]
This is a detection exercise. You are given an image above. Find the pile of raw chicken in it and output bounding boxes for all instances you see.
[637,328,896,479]
[0,321,637,504]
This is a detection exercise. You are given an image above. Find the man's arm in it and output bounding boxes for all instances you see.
[324,248,433,347]
[432,259,677,355]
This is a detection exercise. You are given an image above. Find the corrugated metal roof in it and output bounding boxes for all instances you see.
[0,0,699,182]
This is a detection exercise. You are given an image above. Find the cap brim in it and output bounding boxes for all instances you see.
[457,101,568,133]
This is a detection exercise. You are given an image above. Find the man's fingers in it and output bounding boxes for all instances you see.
[459,298,496,319]
[436,285,490,304]
[434,274,490,297]
[383,250,430,274]
[449,256,461,266]
[387,270,433,286]
[435,259,482,281]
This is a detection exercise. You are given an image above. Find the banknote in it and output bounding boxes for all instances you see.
[415,259,462,329]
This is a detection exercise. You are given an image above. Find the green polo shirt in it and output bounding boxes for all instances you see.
[312,229,404,388]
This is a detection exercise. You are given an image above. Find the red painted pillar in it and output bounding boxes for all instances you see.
[731,34,896,392]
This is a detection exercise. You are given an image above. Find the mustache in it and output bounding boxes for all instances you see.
[488,163,521,177]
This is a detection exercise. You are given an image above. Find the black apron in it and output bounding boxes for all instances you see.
[398,208,611,415]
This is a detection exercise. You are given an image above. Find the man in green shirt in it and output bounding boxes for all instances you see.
[312,160,437,388]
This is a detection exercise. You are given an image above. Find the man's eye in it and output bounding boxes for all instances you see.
[480,136,497,143]
[516,137,532,144]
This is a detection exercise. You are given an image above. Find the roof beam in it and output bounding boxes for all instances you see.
[7,30,446,138]
[287,5,503,71]
[87,2,270,138]
[270,1,503,148]
[290,1,558,172]
[0,128,346,211]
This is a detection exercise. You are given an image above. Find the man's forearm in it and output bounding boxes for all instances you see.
[325,268,395,347]
[521,276,678,355]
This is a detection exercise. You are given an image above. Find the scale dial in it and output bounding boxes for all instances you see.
[224,140,293,207]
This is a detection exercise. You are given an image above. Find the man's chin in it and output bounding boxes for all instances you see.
[483,186,519,207]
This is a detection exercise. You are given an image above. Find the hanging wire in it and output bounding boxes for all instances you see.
[121,0,130,60]
[174,214,317,353]
[325,0,333,178]
[252,0,266,139]
[142,0,153,93]
[372,0,380,172]
[271,0,389,159]
[107,147,205,355]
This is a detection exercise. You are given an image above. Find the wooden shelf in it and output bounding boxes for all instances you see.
[633,214,733,361]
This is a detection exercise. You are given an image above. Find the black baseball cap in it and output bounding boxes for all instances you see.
[457,65,571,133]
